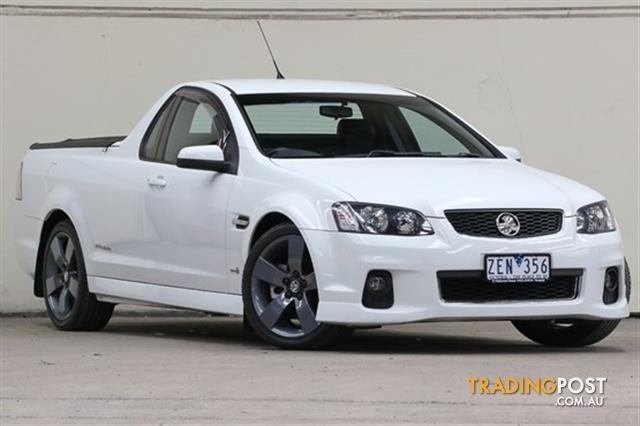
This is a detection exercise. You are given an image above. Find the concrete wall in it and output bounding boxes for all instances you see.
[1,1,638,312]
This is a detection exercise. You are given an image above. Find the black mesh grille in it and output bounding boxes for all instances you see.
[438,270,581,303]
[445,209,563,238]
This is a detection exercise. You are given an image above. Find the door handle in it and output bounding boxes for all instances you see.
[147,176,167,189]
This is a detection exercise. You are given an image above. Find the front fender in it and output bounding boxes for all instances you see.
[225,166,353,294]
[240,192,338,259]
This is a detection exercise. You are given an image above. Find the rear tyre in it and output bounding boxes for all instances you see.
[42,221,114,331]
[512,318,620,347]
[242,224,347,349]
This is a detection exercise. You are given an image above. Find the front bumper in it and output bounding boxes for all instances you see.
[303,217,629,325]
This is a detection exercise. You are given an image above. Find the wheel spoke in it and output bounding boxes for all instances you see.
[303,272,317,290]
[45,276,62,296]
[68,276,80,298]
[58,287,70,313]
[64,239,75,264]
[259,294,290,329]
[254,257,287,287]
[295,297,318,333]
[50,236,67,270]
[287,236,305,273]
[251,233,320,338]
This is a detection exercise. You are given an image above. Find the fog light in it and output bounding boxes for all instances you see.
[604,269,618,291]
[603,267,619,305]
[362,270,394,309]
[366,275,388,293]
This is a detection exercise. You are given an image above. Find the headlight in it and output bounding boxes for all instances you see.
[576,201,616,234]
[332,202,434,235]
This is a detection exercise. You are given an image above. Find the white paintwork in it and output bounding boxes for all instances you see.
[15,79,629,324]
[309,221,627,324]
[177,145,224,162]
[270,158,600,217]
[215,79,412,96]
[90,276,243,314]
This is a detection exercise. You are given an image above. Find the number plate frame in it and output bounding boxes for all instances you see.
[484,254,551,283]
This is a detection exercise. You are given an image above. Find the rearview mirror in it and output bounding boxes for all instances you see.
[177,145,230,173]
[497,145,522,162]
[319,105,353,119]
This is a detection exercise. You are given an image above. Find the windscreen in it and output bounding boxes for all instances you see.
[238,94,499,159]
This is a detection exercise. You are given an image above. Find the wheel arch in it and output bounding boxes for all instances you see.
[249,212,294,249]
[240,209,325,297]
[34,209,73,297]
[243,206,324,266]
[240,193,329,258]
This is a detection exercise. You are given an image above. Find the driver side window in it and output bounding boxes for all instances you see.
[163,97,226,164]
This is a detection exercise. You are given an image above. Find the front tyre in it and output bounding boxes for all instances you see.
[42,221,114,331]
[242,224,347,349]
[512,318,620,347]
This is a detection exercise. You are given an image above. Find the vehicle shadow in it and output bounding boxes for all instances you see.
[334,330,622,354]
[93,315,624,355]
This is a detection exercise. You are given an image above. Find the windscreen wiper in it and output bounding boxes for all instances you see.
[443,152,482,158]
[397,151,444,157]
[364,150,444,158]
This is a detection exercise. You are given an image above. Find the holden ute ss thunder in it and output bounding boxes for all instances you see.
[15,80,630,348]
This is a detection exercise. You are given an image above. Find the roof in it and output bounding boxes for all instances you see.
[211,79,414,96]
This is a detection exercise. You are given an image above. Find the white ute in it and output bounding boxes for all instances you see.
[16,79,630,348]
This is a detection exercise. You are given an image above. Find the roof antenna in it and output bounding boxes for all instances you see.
[257,21,285,79]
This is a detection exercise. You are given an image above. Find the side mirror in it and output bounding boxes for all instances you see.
[497,145,522,162]
[176,145,230,173]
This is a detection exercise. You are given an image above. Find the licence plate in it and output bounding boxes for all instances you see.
[485,254,550,283]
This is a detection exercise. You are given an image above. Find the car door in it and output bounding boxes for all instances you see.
[80,97,178,284]
[136,88,238,293]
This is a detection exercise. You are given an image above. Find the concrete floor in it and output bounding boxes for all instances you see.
[1,315,638,425]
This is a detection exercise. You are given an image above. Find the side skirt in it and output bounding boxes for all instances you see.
[88,276,243,315]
